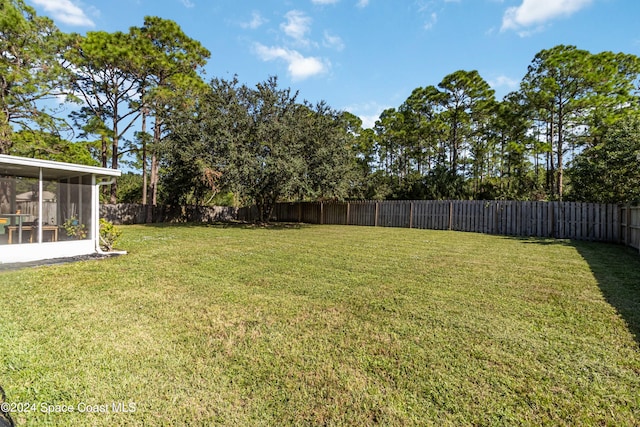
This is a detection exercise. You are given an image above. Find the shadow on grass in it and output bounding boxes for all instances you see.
[573,241,640,346]
[513,236,640,346]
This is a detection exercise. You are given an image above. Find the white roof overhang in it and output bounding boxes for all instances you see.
[0,155,121,181]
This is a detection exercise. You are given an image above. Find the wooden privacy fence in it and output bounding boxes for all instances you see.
[100,203,238,225]
[239,200,629,244]
[620,205,640,250]
[15,201,57,224]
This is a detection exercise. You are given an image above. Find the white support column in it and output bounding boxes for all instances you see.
[38,168,43,243]
[66,178,71,220]
[92,174,98,250]
[78,176,83,225]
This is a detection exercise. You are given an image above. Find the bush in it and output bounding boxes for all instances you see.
[62,216,88,240]
[99,218,122,251]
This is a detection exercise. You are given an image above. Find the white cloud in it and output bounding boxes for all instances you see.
[501,0,593,32]
[254,43,329,81]
[343,101,388,129]
[180,0,195,8]
[323,31,345,51]
[281,10,312,45]
[359,113,381,130]
[356,0,370,7]
[414,1,442,30]
[488,75,519,90]
[30,0,95,27]
[424,12,437,30]
[312,0,340,4]
[241,11,267,29]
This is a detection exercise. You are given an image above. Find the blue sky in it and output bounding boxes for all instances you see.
[27,0,640,128]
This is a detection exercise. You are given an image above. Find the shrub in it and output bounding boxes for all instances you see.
[99,218,122,251]
[62,216,87,240]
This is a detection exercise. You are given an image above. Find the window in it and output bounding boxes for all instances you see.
[0,174,92,244]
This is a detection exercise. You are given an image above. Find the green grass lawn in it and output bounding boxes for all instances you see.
[1,224,639,426]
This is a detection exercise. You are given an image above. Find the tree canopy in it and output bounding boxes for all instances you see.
[568,114,640,204]
[163,76,354,221]
[358,46,640,203]
[0,0,73,153]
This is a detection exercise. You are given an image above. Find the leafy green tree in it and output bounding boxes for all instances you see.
[69,108,113,168]
[227,77,308,221]
[581,51,640,148]
[66,30,142,202]
[358,47,640,202]
[361,48,640,202]
[567,114,640,203]
[520,45,594,200]
[297,101,354,201]
[424,164,467,200]
[437,70,495,176]
[163,76,253,207]
[374,108,406,182]
[65,17,209,207]
[9,130,98,165]
[130,16,210,213]
[520,46,640,200]
[402,86,446,174]
[487,92,538,199]
[164,76,354,221]
[0,0,73,152]
[115,172,144,204]
[342,113,380,199]
[384,71,495,199]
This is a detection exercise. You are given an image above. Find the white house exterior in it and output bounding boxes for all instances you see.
[0,155,121,264]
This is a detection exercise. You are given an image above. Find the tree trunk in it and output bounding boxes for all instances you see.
[150,152,159,205]
[141,109,148,206]
[451,119,458,173]
[99,134,108,199]
[146,117,161,223]
[556,100,564,200]
[499,133,506,193]
[0,109,12,154]
[146,151,157,224]
[110,131,118,204]
[151,118,162,206]
[547,115,555,197]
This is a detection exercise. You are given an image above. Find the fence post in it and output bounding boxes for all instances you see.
[320,202,324,225]
[375,202,379,227]
[620,204,626,245]
[549,202,555,238]
[448,201,453,231]
[625,204,632,247]
[298,203,302,223]
[619,204,625,245]
[346,202,350,225]
[636,207,640,253]
[409,202,414,229]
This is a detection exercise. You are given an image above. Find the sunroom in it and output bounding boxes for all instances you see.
[0,154,121,264]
